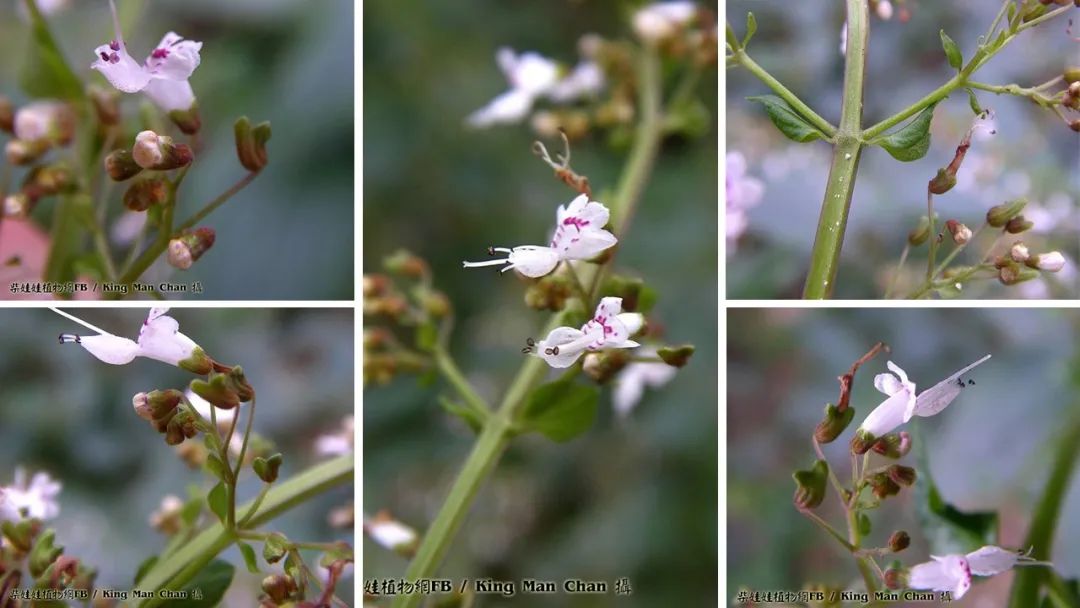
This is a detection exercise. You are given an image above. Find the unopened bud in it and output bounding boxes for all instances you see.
[253,453,283,483]
[999,262,1039,285]
[525,275,572,311]
[850,429,877,455]
[908,215,932,246]
[133,131,192,170]
[928,168,957,195]
[169,105,202,135]
[1028,251,1066,272]
[123,177,169,212]
[13,101,74,145]
[657,344,694,368]
[164,409,198,445]
[945,220,971,245]
[987,199,1027,227]
[26,164,75,197]
[876,0,894,20]
[814,402,855,444]
[887,464,917,487]
[133,392,152,421]
[582,350,631,384]
[384,249,428,278]
[362,274,391,297]
[0,96,13,133]
[1005,216,1033,234]
[872,432,912,459]
[88,86,121,126]
[792,460,829,510]
[261,574,297,604]
[884,568,904,589]
[105,149,144,181]
[190,371,243,410]
[5,138,50,165]
[234,116,271,172]
[3,193,35,220]
[1010,241,1030,262]
[168,227,216,270]
[888,530,911,552]
[870,474,901,499]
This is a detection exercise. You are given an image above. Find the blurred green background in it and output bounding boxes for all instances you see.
[728,308,1080,606]
[364,1,718,605]
[0,0,354,299]
[727,1,1080,299]
[0,308,354,605]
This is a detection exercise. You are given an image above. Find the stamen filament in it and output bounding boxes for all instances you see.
[51,308,109,335]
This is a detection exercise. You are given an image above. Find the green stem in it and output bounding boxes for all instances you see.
[732,47,837,139]
[392,45,669,608]
[433,346,489,413]
[802,0,867,299]
[136,454,352,608]
[176,172,258,232]
[799,508,855,551]
[238,483,271,528]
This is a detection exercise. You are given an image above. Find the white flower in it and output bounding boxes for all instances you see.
[1033,251,1066,272]
[466,48,560,128]
[726,151,764,254]
[13,101,72,143]
[612,347,676,417]
[315,416,354,457]
[908,546,1052,599]
[548,61,605,103]
[363,512,418,553]
[54,307,213,374]
[133,130,165,168]
[16,0,70,19]
[531,297,642,368]
[0,468,61,522]
[91,0,202,113]
[463,194,616,278]
[857,355,991,439]
[632,2,697,44]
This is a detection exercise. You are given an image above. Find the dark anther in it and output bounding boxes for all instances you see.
[487,246,495,256]
[521,347,532,354]
[99,51,111,62]
[109,40,120,51]
[526,338,535,346]
[552,346,559,355]
[968,379,975,386]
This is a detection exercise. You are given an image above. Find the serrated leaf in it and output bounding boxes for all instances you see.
[18,0,84,100]
[940,30,962,70]
[743,12,757,48]
[206,482,228,524]
[439,396,486,434]
[169,560,234,608]
[747,95,828,143]
[237,541,260,574]
[869,103,937,162]
[915,435,998,555]
[520,378,599,443]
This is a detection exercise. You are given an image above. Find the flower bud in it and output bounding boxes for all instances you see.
[657,344,694,367]
[850,429,877,455]
[1070,119,1080,133]
[884,568,904,589]
[132,130,192,170]
[582,350,630,384]
[13,101,74,145]
[189,368,253,410]
[422,291,451,318]
[168,227,216,270]
[234,116,271,172]
[384,249,428,278]
[169,105,202,135]
[132,392,152,421]
[907,215,932,246]
[144,389,184,423]
[814,402,855,444]
[1010,241,1030,262]
[5,138,50,165]
[997,261,1038,285]
[3,193,35,220]
[944,220,971,245]
[253,453,283,483]
[165,409,198,445]
[870,474,901,499]
[1028,251,1066,272]
[987,199,1027,227]
[123,177,169,212]
[887,464,917,487]
[1,518,41,553]
[871,432,911,459]
[88,86,121,126]
[25,164,75,198]
[525,275,572,311]
[105,149,143,181]
[792,460,829,510]
[261,574,297,604]
[928,168,957,195]
[876,0,894,20]
[888,530,910,552]
[1005,216,1033,234]
[28,530,62,579]
[0,96,13,133]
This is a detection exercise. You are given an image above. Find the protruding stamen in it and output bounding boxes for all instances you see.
[58,334,81,344]
[109,40,120,51]
[108,0,125,48]
[51,308,111,335]
[526,338,535,346]
[487,246,496,256]
[462,258,509,269]
[521,346,532,354]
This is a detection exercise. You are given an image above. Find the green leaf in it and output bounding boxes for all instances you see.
[263,532,289,564]
[746,95,828,143]
[169,560,234,607]
[742,12,757,48]
[915,433,998,555]
[237,541,260,574]
[134,556,158,585]
[180,496,203,527]
[18,0,84,99]
[869,103,937,162]
[1007,414,1080,607]
[439,396,486,434]
[940,30,963,70]
[204,454,228,482]
[415,322,437,352]
[520,377,599,443]
[206,482,228,524]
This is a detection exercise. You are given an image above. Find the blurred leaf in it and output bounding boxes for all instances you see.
[237,541,260,574]
[206,482,228,524]
[746,95,827,143]
[19,0,84,100]
[180,496,202,527]
[439,396,486,434]
[1008,413,1080,607]
[869,103,937,162]
[915,433,998,555]
[170,560,234,608]
[520,377,599,443]
[44,194,89,284]
[664,98,711,139]
[743,13,757,48]
[134,556,157,585]
[940,30,963,70]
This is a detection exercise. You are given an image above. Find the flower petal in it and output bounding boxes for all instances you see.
[555,227,617,260]
[143,78,196,112]
[506,246,560,277]
[965,545,1018,576]
[858,390,911,437]
[76,334,140,365]
[137,310,199,367]
[146,33,202,80]
[909,554,971,599]
[92,44,152,93]
[914,354,991,418]
[535,327,588,368]
[465,89,534,128]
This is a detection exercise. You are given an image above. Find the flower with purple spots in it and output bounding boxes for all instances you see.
[527,297,643,368]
